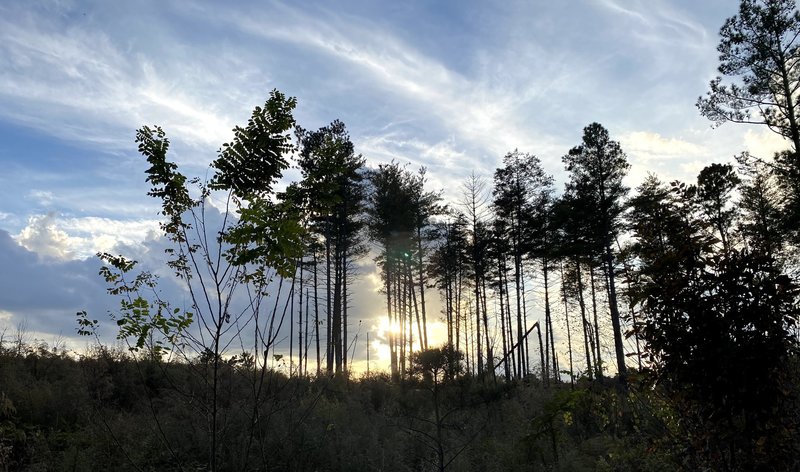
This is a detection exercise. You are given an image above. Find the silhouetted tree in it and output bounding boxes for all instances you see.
[696,163,741,252]
[493,150,554,379]
[367,162,434,378]
[429,214,470,360]
[296,120,366,376]
[563,122,630,380]
[737,154,786,260]
[461,173,492,376]
[698,0,800,246]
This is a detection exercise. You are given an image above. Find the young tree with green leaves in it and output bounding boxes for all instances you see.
[94,90,305,471]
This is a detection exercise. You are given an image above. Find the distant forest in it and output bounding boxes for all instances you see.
[3,0,800,470]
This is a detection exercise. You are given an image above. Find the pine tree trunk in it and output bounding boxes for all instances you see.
[290,267,295,377]
[456,266,462,361]
[333,241,343,375]
[388,261,398,380]
[544,259,557,384]
[298,259,304,376]
[499,259,511,380]
[561,262,574,387]
[521,268,530,376]
[304,288,310,376]
[314,251,321,376]
[326,225,333,375]
[408,262,424,353]
[417,227,429,350]
[514,238,524,378]
[590,266,602,381]
[504,265,516,378]
[343,255,349,376]
[482,275,493,379]
[535,323,545,381]
[604,244,627,380]
[575,260,593,380]
[474,274,483,375]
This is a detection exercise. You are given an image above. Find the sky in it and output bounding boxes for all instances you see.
[0,0,791,371]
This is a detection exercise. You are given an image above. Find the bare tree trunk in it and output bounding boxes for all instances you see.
[304,288,310,376]
[616,237,643,371]
[604,244,627,380]
[535,323,545,382]
[417,227,429,350]
[514,237,524,379]
[590,266,602,381]
[482,275,494,379]
[405,265,413,370]
[298,258,304,376]
[446,276,453,348]
[474,275,483,375]
[498,259,510,380]
[464,302,472,374]
[333,241,343,376]
[388,262,398,380]
[504,265,516,378]
[455,266,462,357]
[408,261,424,353]
[343,256,349,376]
[314,251,321,376]
[289,268,295,377]
[575,260,593,380]
[399,265,407,375]
[561,262,574,388]
[544,259,557,384]
[326,225,333,375]
[521,267,530,376]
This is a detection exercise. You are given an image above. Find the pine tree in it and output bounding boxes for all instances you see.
[562,123,630,380]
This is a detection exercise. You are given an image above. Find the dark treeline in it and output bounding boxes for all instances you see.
[4,0,800,470]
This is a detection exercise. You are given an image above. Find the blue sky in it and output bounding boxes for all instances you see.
[0,0,790,368]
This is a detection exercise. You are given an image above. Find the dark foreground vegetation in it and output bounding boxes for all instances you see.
[5,338,796,472]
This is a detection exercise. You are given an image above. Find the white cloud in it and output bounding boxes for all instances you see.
[620,130,719,186]
[622,131,706,157]
[743,128,791,160]
[15,213,75,260]
[14,213,159,260]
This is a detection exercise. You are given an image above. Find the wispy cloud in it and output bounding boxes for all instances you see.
[594,0,709,47]
[227,3,569,177]
[0,4,263,161]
